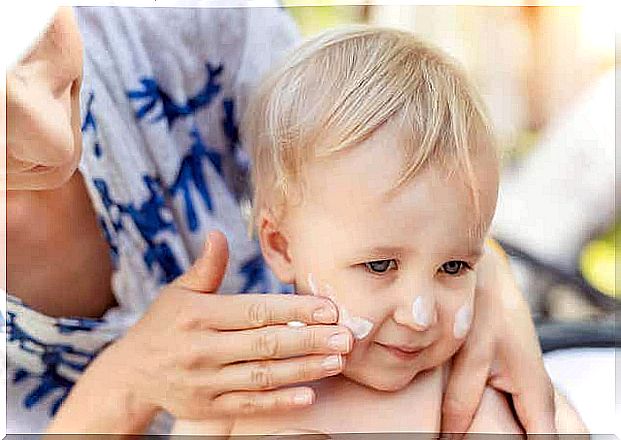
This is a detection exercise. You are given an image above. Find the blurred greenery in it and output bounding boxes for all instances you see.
[283,3,367,36]
[580,221,618,299]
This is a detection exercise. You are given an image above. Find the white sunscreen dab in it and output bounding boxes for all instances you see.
[411,295,434,328]
[337,306,374,340]
[307,273,374,340]
[453,301,473,339]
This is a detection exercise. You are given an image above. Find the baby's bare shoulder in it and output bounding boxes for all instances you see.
[467,386,524,435]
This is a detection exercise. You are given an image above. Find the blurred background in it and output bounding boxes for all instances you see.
[282,1,618,434]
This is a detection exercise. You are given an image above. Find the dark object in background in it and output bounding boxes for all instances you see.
[537,320,619,353]
[496,239,620,312]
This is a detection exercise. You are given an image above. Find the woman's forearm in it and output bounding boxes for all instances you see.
[45,345,158,435]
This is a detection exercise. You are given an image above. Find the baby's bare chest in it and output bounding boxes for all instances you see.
[230,368,445,437]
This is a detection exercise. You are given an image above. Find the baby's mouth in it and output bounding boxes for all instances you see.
[375,342,427,359]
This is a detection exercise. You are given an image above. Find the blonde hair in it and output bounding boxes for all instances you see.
[242,25,496,229]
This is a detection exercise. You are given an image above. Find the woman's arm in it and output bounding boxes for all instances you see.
[45,343,159,435]
[444,239,585,434]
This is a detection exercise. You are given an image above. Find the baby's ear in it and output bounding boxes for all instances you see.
[257,208,295,284]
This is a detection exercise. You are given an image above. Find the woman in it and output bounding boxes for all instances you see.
[4,5,582,435]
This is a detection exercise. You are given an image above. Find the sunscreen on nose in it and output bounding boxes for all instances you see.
[453,301,473,339]
[307,273,374,340]
[411,295,433,328]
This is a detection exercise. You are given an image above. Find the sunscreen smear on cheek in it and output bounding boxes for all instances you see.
[307,273,319,296]
[340,308,374,340]
[453,301,473,339]
[306,273,374,340]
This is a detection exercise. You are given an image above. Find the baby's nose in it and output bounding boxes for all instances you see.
[411,294,438,330]
[393,293,438,331]
[412,294,438,329]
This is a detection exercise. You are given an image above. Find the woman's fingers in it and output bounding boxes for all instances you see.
[189,293,339,331]
[492,329,557,433]
[174,230,229,293]
[441,241,501,435]
[212,386,316,417]
[215,353,344,393]
[210,324,352,364]
[441,339,492,435]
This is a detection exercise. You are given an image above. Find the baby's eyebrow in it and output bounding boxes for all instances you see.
[444,244,484,261]
[355,245,407,259]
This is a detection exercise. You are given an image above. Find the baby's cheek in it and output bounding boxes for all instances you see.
[426,302,471,366]
[439,281,476,341]
[452,299,474,339]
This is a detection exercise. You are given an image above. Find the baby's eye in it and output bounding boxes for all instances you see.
[440,260,471,276]
[364,259,398,274]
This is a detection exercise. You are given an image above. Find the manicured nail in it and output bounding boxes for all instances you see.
[293,390,313,406]
[328,333,350,351]
[313,305,337,323]
[321,355,341,373]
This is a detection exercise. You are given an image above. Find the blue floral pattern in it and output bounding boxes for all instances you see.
[127,63,223,129]
[6,6,299,433]
[6,298,106,416]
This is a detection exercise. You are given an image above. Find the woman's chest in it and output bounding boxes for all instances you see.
[7,173,115,318]
[230,368,445,437]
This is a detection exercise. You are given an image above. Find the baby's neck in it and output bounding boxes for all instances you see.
[310,368,439,403]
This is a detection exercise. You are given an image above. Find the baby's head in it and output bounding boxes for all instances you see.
[243,26,499,391]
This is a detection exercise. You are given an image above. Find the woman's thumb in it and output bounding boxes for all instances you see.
[174,230,229,293]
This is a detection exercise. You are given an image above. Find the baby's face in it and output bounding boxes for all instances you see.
[269,126,499,391]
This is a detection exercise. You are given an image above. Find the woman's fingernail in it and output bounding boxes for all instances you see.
[313,305,337,323]
[293,390,313,406]
[328,333,350,351]
[321,355,342,373]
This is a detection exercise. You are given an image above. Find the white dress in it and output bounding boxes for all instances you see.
[5,5,299,434]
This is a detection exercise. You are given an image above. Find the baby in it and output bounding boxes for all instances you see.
[173,26,521,436]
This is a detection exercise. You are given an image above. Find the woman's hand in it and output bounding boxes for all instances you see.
[48,231,352,433]
[441,240,556,435]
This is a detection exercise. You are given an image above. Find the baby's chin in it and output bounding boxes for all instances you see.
[341,364,422,392]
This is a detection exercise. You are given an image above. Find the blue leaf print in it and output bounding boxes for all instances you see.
[127,62,224,129]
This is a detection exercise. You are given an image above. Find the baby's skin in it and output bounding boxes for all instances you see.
[172,119,523,436]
